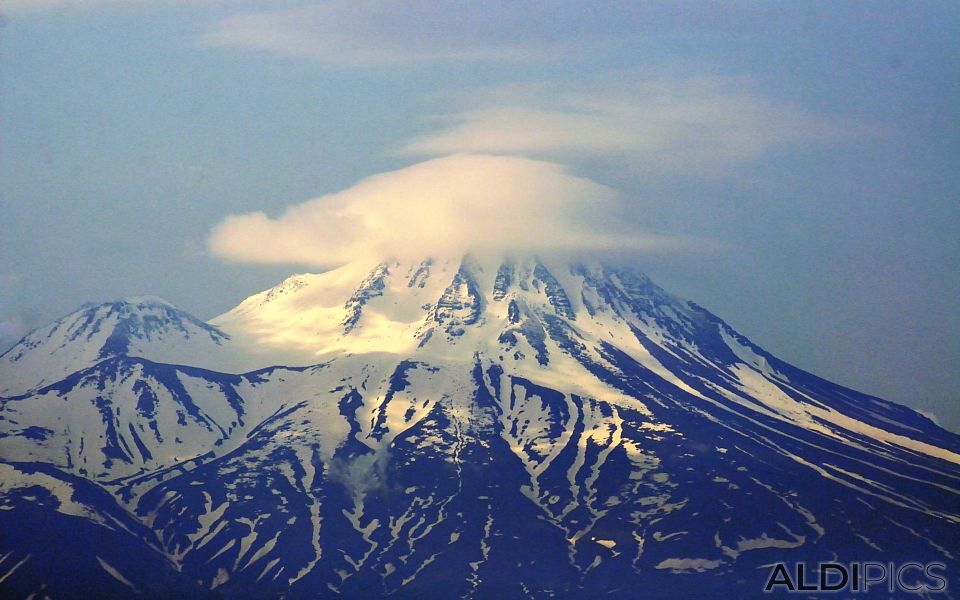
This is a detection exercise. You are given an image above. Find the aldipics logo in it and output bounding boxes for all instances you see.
[764,562,948,594]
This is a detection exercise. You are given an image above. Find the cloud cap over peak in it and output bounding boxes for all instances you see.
[208,154,686,268]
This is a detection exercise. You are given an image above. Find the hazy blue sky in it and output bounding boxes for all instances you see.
[1,1,958,430]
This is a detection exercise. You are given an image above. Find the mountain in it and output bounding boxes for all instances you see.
[1,256,958,599]
[0,296,233,397]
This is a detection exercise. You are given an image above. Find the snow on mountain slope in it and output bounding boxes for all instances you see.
[0,297,235,396]
[1,254,958,599]
[213,256,959,466]
[0,462,215,599]
[211,258,456,361]
[0,357,355,498]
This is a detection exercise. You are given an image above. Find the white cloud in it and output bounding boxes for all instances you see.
[401,79,878,175]
[198,3,909,68]
[202,1,564,65]
[208,154,692,267]
[200,2,869,66]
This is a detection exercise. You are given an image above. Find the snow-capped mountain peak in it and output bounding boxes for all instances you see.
[0,296,229,396]
[2,254,958,599]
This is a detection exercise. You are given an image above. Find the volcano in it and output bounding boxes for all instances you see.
[1,256,957,599]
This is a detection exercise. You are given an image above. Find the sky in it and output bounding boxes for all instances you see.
[1,1,958,430]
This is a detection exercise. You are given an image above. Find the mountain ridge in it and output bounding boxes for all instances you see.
[1,255,957,598]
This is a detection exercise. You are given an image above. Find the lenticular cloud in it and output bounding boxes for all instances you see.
[208,154,678,268]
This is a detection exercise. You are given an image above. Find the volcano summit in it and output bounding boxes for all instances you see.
[1,256,957,599]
